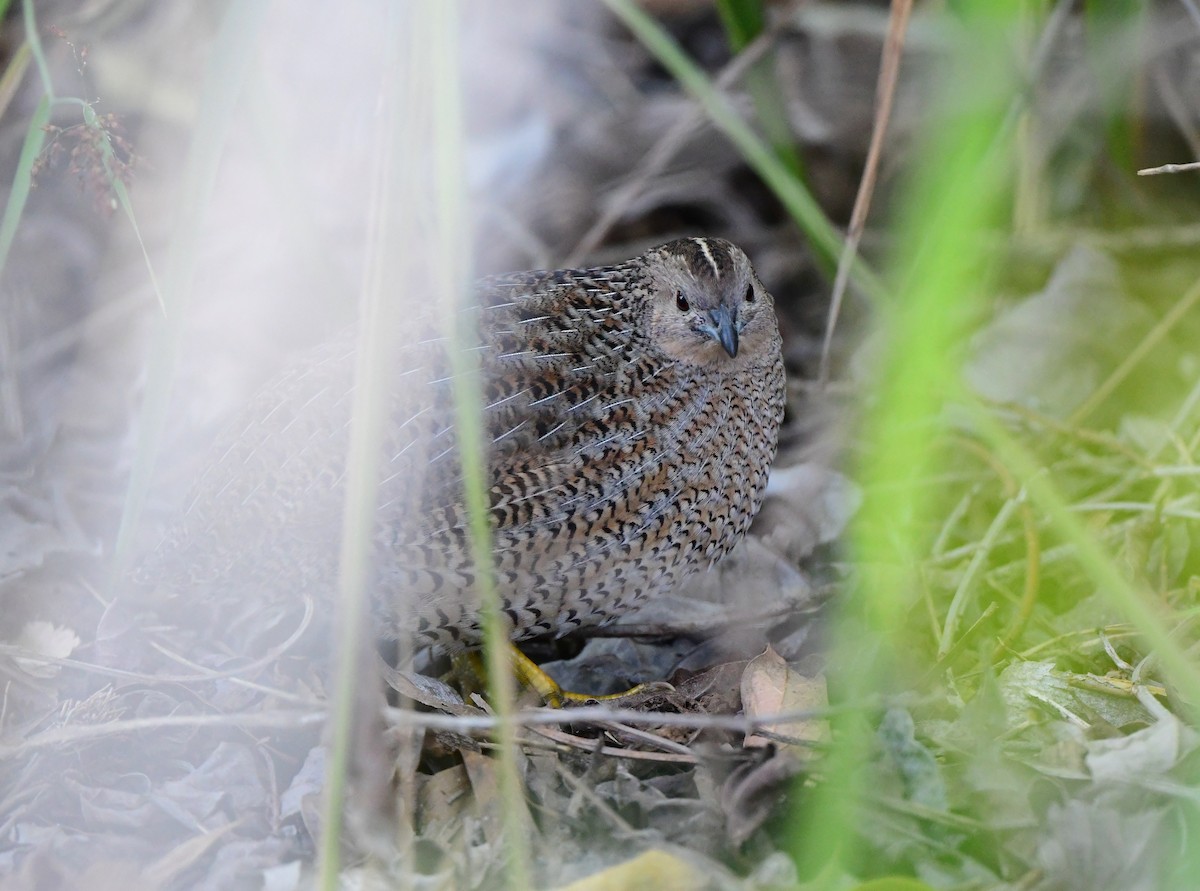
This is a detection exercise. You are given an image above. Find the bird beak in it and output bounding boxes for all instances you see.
[705,306,739,358]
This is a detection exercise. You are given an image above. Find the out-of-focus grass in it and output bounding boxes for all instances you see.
[314,4,409,886]
[785,3,1016,879]
[318,3,529,887]
[110,0,270,582]
[430,1,531,887]
[6,0,264,586]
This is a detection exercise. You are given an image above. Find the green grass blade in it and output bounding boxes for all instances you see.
[968,402,1200,712]
[714,0,804,179]
[0,91,48,279]
[602,0,879,294]
[714,0,764,49]
[0,40,31,121]
[108,160,166,314]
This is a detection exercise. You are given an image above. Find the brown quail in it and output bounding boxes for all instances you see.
[141,237,786,648]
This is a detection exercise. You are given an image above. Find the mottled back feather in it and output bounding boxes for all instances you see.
[140,238,786,648]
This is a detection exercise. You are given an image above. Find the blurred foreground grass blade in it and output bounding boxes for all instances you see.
[7,1,163,304]
[316,5,410,885]
[110,0,271,583]
[0,39,29,118]
[602,0,879,293]
[431,2,532,888]
[789,1,1018,879]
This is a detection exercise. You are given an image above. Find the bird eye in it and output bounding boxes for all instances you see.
[744,283,756,303]
[675,291,690,312]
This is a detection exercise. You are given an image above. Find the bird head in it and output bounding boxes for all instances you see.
[642,237,778,368]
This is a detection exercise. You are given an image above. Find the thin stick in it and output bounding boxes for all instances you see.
[818,0,913,384]
[1137,161,1200,176]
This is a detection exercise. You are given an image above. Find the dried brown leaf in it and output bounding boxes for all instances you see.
[740,645,828,750]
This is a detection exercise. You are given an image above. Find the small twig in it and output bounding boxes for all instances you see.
[528,723,697,764]
[1136,161,1200,176]
[383,699,855,734]
[0,709,326,760]
[1100,630,1134,672]
[596,720,698,755]
[557,761,641,833]
[0,595,317,695]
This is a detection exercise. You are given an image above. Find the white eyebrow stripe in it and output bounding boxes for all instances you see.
[692,237,721,279]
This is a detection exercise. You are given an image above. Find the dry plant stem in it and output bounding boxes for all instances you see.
[0,698,853,762]
[0,643,315,700]
[818,0,913,385]
[0,710,327,760]
[524,725,698,764]
[1017,625,1136,660]
[594,721,697,755]
[1012,0,1047,236]
[557,763,640,833]
[565,24,779,266]
[997,0,1076,142]
[379,702,846,733]
[1137,161,1200,175]
[1002,222,1200,258]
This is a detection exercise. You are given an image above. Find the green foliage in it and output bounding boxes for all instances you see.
[623,0,1200,885]
[714,0,765,51]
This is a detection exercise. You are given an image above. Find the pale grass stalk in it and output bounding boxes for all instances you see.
[315,5,408,885]
[430,2,532,886]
